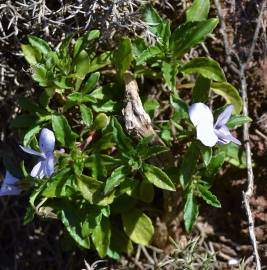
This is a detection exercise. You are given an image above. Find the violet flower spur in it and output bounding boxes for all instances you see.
[0,171,21,196]
[20,128,55,179]
[189,103,241,147]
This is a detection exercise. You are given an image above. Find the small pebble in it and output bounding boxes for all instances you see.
[228,258,240,266]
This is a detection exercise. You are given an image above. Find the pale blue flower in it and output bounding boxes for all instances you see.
[0,171,21,196]
[189,103,241,147]
[20,128,55,179]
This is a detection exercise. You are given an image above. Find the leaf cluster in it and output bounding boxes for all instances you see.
[8,0,252,258]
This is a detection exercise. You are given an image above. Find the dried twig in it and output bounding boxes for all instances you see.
[82,259,108,270]
[213,0,231,61]
[240,3,265,270]
[140,245,155,265]
[255,129,267,141]
[122,73,157,140]
[215,1,266,269]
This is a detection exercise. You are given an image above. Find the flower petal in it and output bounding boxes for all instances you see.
[0,187,21,196]
[20,146,44,158]
[39,128,55,154]
[44,153,54,178]
[30,161,45,179]
[215,125,241,145]
[0,171,21,196]
[196,123,218,147]
[214,105,234,129]
[189,103,214,127]
[3,171,19,185]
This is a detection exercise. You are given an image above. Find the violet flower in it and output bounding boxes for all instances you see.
[189,103,241,147]
[0,171,21,196]
[20,128,55,179]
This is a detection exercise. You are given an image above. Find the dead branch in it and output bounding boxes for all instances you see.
[240,3,265,270]
[122,73,157,140]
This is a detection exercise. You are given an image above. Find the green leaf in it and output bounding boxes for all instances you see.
[55,79,72,92]
[119,178,139,198]
[85,29,100,40]
[198,184,221,207]
[32,65,48,86]
[92,217,111,258]
[139,179,154,203]
[74,30,100,57]
[160,21,171,47]
[122,209,154,246]
[92,100,117,113]
[113,38,132,79]
[111,194,137,214]
[42,170,74,198]
[82,207,102,237]
[23,125,41,146]
[88,51,112,73]
[211,82,242,114]
[218,143,246,168]
[82,72,100,94]
[139,145,168,161]
[170,95,189,119]
[90,87,104,100]
[143,98,160,117]
[144,6,163,35]
[227,115,252,129]
[203,152,225,178]
[197,143,212,166]
[89,132,114,152]
[87,153,107,179]
[160,127,172,142]
[181,57,225,82]
[101,207,110,218]
[111,117,134,153]
[59,33,74,57]
[186,0,210,22]
[77,175,115,206]
[192,75,210,103]
[28,36,51,55]
[184,190,199,232]
[162,61,177,90]
[71,147,85,177]
[74,50,90,79]
[92,113,109,130]
[170,19,218,58]
[104,166,129,195]
[23,206,35,225]
[61,204,90,249]
[143,163,175,191]
[136,46,163,65]
[110,226,133,255]
[107,248,120,260]
[39,88,54,108]
[179,142,199,188]
[144,6,171,46]
[86,154,121,172]
[67,92,96,103]
[80,104,93,127]
[132,38,147,58]
[52,114,76,146]
[21,44,38,65]
[29,179,49,207]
